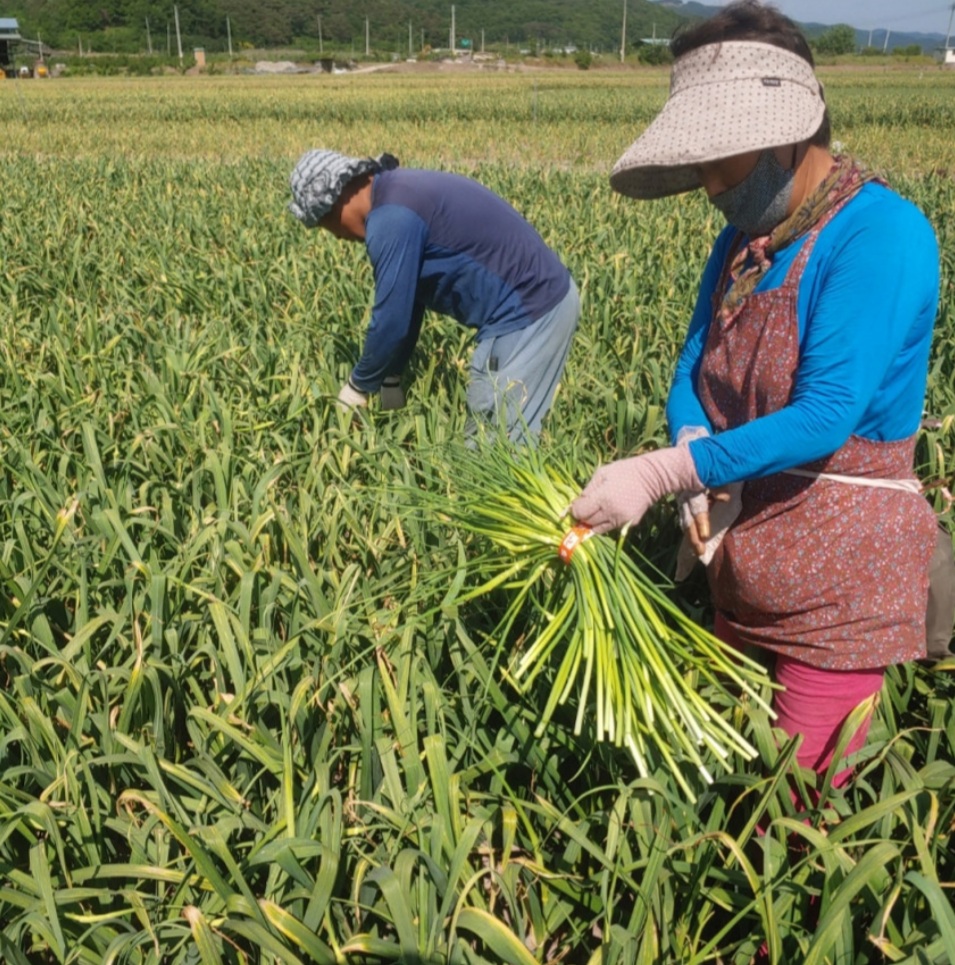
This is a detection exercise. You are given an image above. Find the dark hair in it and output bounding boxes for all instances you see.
[670,0,830,147]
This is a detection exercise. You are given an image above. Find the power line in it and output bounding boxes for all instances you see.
[775,1,953,31]
[856,3,952,29]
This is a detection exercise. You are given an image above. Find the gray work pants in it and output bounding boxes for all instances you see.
[466,280,580,445]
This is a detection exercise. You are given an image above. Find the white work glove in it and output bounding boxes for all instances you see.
[674,482,743,580]
[379,376,406,411]
[570,446,702,536]
[670,425,744,579]
[675,426,711,540]
[337,380,368,411]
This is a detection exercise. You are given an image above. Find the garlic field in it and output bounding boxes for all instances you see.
[0,69,953,964]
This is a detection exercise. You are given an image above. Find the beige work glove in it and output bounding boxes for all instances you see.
[570,446,702,536]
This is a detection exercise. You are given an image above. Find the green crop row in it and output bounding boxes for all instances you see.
[4,68,955,174]
[0,72,952,963]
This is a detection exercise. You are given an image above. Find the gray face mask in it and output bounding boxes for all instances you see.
[710,149,795,237]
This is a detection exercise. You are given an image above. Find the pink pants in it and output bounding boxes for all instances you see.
[715,614,885,787]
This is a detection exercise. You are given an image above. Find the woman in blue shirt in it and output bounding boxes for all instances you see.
[571,0,942,785]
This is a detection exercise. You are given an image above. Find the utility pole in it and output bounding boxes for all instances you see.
[145,18,152,54]
[946,3,955,49]
[226,16,233,58]
[620,0,628,63]
[409,20,413,57]
[620,0,627,63]
[174,5,183,66]
[317,15,323,55]
[365,16,370,56]
[450,5,455,53]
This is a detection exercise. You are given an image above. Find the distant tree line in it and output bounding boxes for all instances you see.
[814,24,856,55]
[4,0,688,55]
[813,23,930,57]
[5,1,933,60]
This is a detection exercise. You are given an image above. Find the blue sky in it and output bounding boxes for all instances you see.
[747,1,955,35]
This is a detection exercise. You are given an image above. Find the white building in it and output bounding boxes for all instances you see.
[0,16,21,75]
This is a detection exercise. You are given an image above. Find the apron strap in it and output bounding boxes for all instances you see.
[784,468,922,494]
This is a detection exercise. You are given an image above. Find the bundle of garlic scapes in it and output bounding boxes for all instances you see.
[431,440,774,798]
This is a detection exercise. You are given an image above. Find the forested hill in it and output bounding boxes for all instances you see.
[6,0,688,53]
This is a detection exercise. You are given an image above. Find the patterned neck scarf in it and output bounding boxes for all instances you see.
[718,155,885,323]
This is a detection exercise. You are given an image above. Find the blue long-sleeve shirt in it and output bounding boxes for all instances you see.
[666,183,940,488]
[350,168,571,392]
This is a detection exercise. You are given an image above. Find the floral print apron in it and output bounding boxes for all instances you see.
[699,207,937,670]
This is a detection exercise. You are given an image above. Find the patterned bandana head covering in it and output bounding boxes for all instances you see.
[288,149,399,227]
[718,155,885,323]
